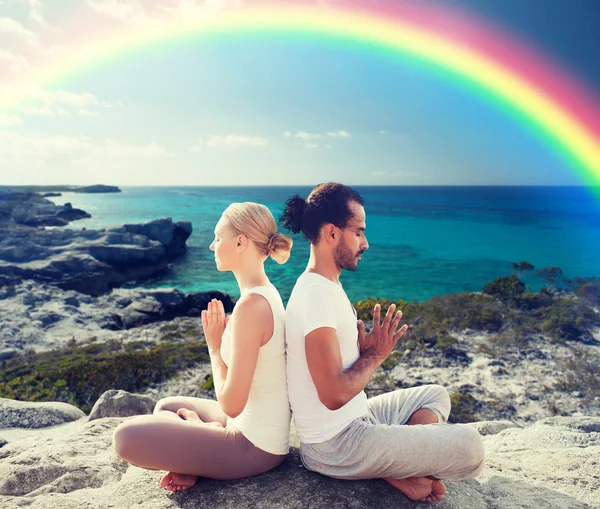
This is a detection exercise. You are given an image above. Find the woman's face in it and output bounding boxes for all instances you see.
[209,217,238,272]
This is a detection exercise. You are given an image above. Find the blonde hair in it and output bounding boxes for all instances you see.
[222,202,293,264]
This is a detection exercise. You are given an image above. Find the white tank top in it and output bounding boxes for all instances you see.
[220,285,291,455]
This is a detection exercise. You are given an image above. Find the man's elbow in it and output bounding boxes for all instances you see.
[319,393,347,411]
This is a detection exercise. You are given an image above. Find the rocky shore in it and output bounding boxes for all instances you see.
[0,190,599,508]
[0,191,193,294]
[0,394,597,508]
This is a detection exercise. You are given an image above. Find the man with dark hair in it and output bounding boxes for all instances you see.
[282,182,485,503]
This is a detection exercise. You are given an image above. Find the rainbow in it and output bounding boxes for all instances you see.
[3,0,600,185]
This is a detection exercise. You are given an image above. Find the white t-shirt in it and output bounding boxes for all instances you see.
[285,272,368,444]
[220,285,291,455]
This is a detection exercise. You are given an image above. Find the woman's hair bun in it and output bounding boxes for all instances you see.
[280,195,306,234]
[267,231,293,264]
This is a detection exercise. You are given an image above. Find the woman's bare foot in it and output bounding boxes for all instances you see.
[176,408,224,427]
[160,472,197,492]
[384,476,446,503]
[159,408,204,493]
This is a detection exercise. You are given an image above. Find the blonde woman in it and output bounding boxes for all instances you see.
[112,202,293,492]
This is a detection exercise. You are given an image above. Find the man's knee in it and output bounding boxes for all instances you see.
[462,426,485,475]
[425,384,451,422]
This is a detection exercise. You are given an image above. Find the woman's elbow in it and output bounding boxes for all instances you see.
[220,398,245,419]
[223,407,242,419]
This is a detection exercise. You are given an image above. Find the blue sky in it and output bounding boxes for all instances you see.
[0,0,598,186]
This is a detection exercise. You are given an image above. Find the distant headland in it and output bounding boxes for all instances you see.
[0,184,122,194]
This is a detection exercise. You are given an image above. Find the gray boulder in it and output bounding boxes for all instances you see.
[0,399,85,429]
[468,420,521,436]
[88,391,157,421]
[0,191,90,227]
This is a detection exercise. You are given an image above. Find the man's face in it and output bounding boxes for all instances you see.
[334,201,369,272]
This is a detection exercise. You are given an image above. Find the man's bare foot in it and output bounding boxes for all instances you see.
[160,472,197,492]
[384,476,446,503]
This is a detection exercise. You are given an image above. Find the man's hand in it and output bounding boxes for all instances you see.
[357,303,407,363]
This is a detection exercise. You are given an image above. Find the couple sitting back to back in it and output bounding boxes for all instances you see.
[113,182,485,504]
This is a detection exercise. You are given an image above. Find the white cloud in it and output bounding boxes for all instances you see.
[0,17,38,46]
[0,131,170,161]
[9,89,117,117]
[305,143,319,149]
[370,170,386,177]
[191,134,269,150]
[0,48,30,76]
[87,0,243,26]
[378,130,387,135]
[20,0,48,27]
[293,130,321,141]
[158,0,244,21]
[285,129,352,141]
[0,114,22,128]
[0,131,172,185]
[326,130,351,138]
[40,90,113,109]
[87,0,153,25]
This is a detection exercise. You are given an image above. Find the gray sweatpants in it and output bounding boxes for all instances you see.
[299,385,485,481]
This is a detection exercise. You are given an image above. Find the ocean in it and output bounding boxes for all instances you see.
[46,186,600,304]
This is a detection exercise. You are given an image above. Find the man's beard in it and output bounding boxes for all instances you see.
[335,236,363,272]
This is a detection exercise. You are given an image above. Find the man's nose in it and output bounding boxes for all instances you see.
[362,237,369,251]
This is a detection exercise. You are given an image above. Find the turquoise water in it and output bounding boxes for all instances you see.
[47,186,600,303]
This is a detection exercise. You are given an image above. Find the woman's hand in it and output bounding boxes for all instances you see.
[202,299,228,354]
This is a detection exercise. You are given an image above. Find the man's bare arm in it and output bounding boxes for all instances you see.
[305,303,407,410]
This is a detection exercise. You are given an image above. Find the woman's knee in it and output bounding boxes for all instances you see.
[112,419,142,461]
[153,396,179,414]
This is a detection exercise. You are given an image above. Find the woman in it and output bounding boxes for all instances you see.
[112,202,293,492]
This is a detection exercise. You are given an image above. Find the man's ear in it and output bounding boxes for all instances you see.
[325,224,337,244]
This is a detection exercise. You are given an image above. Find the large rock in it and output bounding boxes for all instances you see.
[0,399,85,429]
[0,191,90,227]
[0,414,596,508]
[88,391,157,421]
[468,420,521,436]
[0,217,193,295]
[0,280,235,354]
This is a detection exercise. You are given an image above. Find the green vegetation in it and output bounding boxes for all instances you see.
[200,374,215,391]
[354,270,600,363]
[448,393,478,423]
[2,267,597,414]
[0,339,210,414]
[553,347,600,402]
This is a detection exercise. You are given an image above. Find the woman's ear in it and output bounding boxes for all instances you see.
[236,234,247,252]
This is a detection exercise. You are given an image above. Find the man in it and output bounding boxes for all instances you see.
[281,183,484,503]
